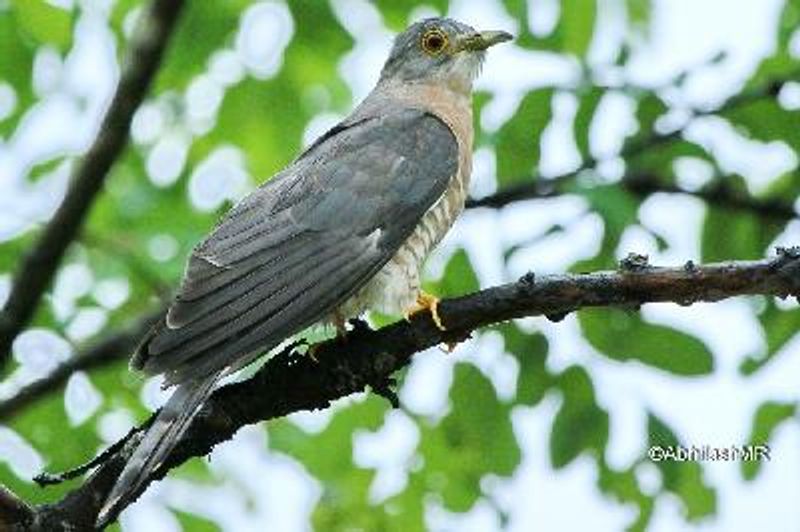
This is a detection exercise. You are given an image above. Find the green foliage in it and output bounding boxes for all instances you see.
[9,0,73,52]
[495,88,554,186]
[502,323,551,406]
[626,0,652,28]
[550,365,609,468]
[373,0,449,29]
[559,0,597,56]
[429,248,480,297]
[580,309,714,375]
[154,0,249,91]
[270,398,391,530]
[725,98,800,152]
[741,401,797,480]
[0,10,35,135]
[630,140,712,182]
[740,300,800,375]
[597,462,654,532]
[571,184,640,271]
[504,0,598,56]
[647,413,717,520]
[573,87,604,159]
[746,0,800,84]
[418,363,520,510]
[0,389,102,504]
[701,209,783,262]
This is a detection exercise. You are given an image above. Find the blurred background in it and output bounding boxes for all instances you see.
[1,0,799,530]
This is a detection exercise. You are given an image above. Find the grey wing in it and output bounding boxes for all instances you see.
[134,108,459,384]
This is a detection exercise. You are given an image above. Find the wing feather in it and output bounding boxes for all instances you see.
[135,108,459,382]
[165,234,380,382]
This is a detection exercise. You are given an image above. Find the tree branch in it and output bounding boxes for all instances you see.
[0,0,186,371]
[0,309,163,421]
[469,170,798,220]
[623,173,798,220]
[7,250,799,530]
[466,75,796,212]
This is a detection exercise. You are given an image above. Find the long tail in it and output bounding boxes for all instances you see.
[96,371,222,527]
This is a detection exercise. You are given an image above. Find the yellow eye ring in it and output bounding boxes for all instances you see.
[421,29,448,56]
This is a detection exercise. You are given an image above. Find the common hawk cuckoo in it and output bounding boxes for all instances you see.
[99,17,512,524]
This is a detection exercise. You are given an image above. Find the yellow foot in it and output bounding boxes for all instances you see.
[404,292,446,331]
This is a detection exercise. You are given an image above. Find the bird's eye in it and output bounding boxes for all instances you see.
[421,29,448,56]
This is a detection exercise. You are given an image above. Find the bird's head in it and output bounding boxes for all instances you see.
[379,17,512,93]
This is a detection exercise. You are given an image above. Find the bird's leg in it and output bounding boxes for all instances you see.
[333,311,348,341]
[404,291,446,331]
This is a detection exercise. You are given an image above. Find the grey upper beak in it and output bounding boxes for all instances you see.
[458,30,514,52]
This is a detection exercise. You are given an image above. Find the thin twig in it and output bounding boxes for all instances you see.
[466,75,797,211]
[623,174,797,220]
[0,308,163,421]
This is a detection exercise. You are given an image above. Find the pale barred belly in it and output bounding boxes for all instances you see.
[335,173,468,320]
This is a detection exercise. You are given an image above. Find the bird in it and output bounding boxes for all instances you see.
[97,16,512,526]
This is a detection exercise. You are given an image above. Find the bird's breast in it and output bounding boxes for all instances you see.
[337,85,474,319]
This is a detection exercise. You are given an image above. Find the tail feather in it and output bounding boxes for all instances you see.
[96,371,222,527]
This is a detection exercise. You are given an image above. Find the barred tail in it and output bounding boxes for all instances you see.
[96,371,221,527]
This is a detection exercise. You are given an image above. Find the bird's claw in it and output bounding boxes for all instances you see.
[404,291,446,331]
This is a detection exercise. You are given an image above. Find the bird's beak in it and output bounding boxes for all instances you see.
[457,30,514,52]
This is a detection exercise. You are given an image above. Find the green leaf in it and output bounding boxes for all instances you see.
[269,397,388,530]
[647,413,717,520]
[495,89,554,187]
[597,461,654,532]
[741,401,796,480]
[626,94,668,151]
[286,1,353,92]
[560,0,597,56]
[1,388,103,504]
[372,0,449,29]
[154,0,248,91]
[10,0,73,52]
[428,248,479,297]
[550,365,608,468]
[725,99,800,152]
[570,183,640,272]
[575,184,640,238]
[201,2,354,180]
[629,141,712,182]
[745,0,800,85]
[174,510,219,532]
[626,0,652,28]
[740,300,800,375]
[417,363,520,511]
[0,231,37,272]
[0,9,36,136]
[701,208,782,262]
[573,87,604,159]
[497,323,552,406]
[500,0,546,49]
[579,309,714,375]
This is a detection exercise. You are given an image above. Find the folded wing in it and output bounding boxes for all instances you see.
[134,108,459,384]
